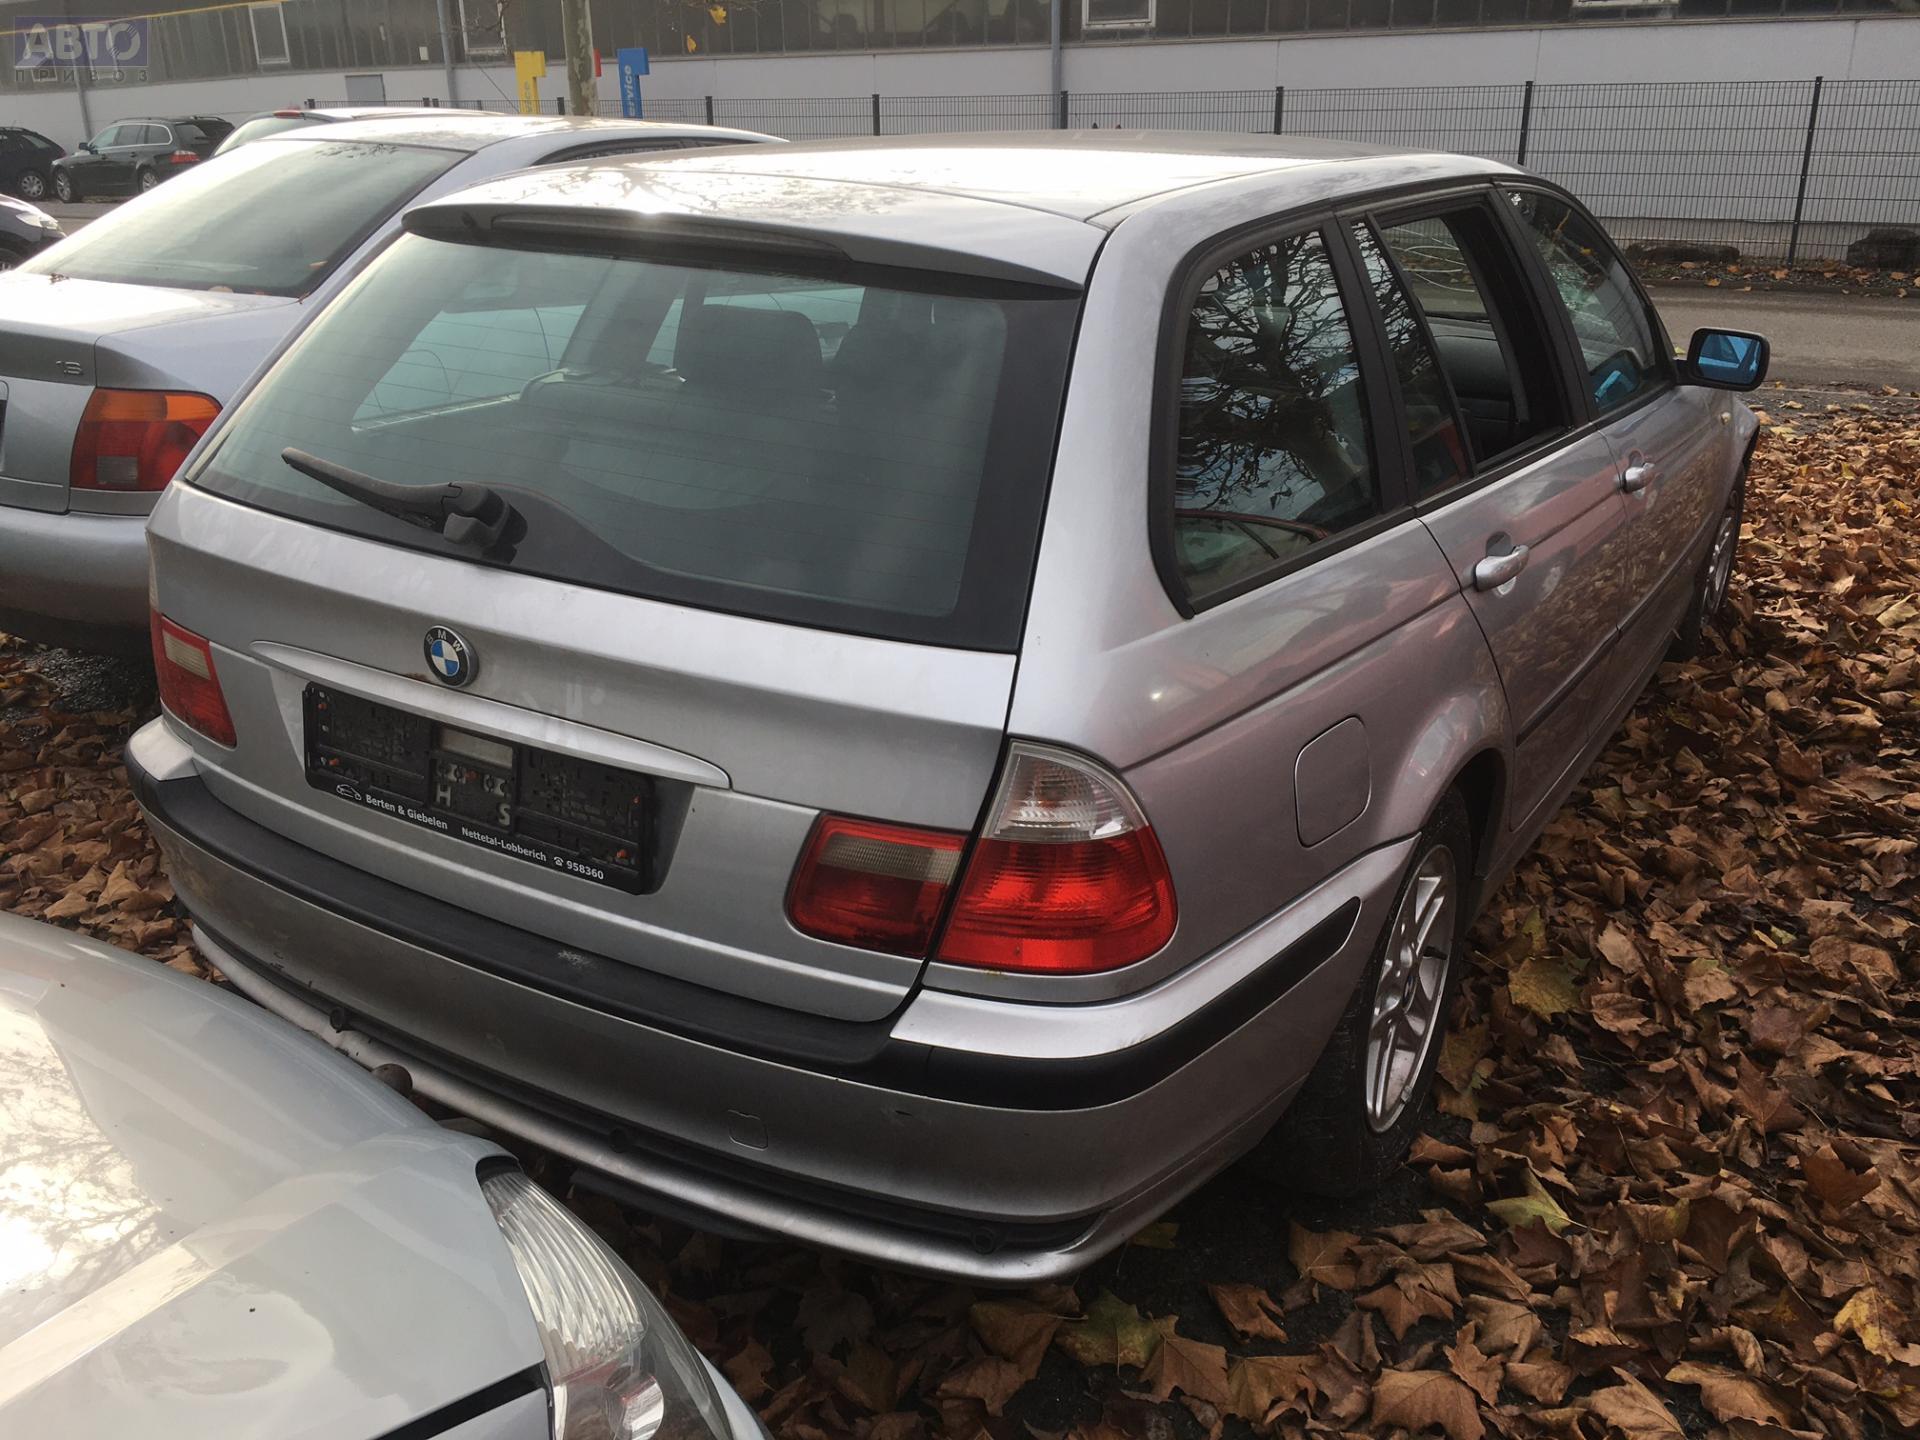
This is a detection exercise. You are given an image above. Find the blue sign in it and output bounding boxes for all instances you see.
[13,16,148,71]
[616,47,650,118]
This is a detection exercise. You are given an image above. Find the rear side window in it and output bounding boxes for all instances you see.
[1351,223,1471,498]
[187,233,1080,649]
[1171,227,1379,605]
[1506,189,1666,414]
[1369,207,1566,470]
[174,121,222,146]
[17,140,457,296]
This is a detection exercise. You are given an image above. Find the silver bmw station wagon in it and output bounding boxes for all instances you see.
[127,134,1767,1282]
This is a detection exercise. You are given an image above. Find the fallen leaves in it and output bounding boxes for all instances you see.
[6,405,1918,1440]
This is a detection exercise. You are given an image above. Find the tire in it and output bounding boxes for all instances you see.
[52,170,76,204]
[137,168,159,193]
[1245,791,1474,1197]
[14,169,47,201]
[1669,474,1745,662]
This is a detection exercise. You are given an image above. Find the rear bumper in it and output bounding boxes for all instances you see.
[129,718,1411,1283]
[0,503,148,653]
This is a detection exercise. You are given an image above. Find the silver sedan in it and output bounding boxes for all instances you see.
[0,912,769,1440]
[0,113,773,655]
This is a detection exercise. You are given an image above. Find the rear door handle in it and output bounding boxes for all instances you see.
[1472,544,1530,592]
[1621,460,1657,493]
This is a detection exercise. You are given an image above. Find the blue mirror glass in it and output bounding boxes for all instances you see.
[1693,330,1763,387]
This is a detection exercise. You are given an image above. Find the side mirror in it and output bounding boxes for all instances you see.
[1683,328,1769,391]
[78,141,96,154]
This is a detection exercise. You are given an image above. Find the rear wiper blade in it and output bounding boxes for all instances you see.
[281,447,516,550]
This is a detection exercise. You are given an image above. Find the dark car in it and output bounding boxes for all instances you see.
[0,195,61,266]
[51,115,234,201]
[0,126,64,201]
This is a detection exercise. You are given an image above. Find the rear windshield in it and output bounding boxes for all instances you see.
[186,231,1079,649]
[174,120,230,146]
[19,140,455,296]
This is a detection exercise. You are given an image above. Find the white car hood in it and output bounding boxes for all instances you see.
[0,916,542,1440]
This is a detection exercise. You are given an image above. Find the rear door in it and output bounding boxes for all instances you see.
[1355,193,1635,825]
[1502,186,1727,677]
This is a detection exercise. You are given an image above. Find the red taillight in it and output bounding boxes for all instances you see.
[165,150,198,165]
[72,389,219,492]
[787,815,965,956]
[936,745,1176,975]
[785,745,1177,975]
[150,611,236,747]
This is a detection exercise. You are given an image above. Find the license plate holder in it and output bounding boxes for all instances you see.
[302,684,651,894]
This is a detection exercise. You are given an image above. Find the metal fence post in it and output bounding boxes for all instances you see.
[704,94,715,126]
[1273,85,1284,135]
[872,93,882,135]
[1058,89,1068,130]
[1787,75,1824,269]
[1516,79,1534,166]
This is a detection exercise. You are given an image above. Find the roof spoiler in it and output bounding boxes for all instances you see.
[402,202,1086,294]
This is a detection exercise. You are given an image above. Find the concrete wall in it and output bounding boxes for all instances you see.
[5,15,1917,143]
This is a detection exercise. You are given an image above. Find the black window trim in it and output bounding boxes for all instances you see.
[1492,179,1681,429]
[1337,212,1480,502]
[1147,210,1415,618]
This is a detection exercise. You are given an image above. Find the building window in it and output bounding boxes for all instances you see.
[1085,0,1155,29]
[249,4,290,66]
[460,0,507,57]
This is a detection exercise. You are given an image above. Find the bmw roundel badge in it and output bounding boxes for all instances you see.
[424,626,476,688]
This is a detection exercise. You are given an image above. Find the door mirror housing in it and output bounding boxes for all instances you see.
[77,142,96,154]
[1682,328,1769,391]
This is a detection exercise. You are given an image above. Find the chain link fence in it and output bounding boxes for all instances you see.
[363,78,1919,265]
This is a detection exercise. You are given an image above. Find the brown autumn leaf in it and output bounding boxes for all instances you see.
[1370,1368,1486,1440]
[1206,1283,1285,1342]
[969,1299,1067,1375]
[1664,1361,1794,1425]
[723,1339,774,1403]
[1287,1223,1360,1291]
[1445,1326,1504,1406]
[1586,1368,1685,1440]
[1801,1144,1881,1211]
[1505,1354,1573,1404]
[1139,1335,1230,1408]
[1223,1354,1317,1425]
[933,1356,1025,1416]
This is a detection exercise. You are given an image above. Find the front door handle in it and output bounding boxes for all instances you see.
[1620,459,1657,493]
[1473,543,1530,592]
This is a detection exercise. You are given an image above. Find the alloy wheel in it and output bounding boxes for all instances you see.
[53,172,74,203]
[139,170,158,192]
[1704,508,1738,617]
[17,171,45,200]
[1364,844,1458,1133]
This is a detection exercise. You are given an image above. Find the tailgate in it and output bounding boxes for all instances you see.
[149,486,1016,1023]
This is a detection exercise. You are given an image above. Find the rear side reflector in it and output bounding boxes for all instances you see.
[787,815,965,957]
[72,388,219,492]
[151,611,236,747]
[936,744,1177,975]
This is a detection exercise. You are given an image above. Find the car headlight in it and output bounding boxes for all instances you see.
[482,1169,730,1440]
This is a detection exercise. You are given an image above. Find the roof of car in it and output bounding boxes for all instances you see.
[284,113,763,153]
[576,130,1514,222]
[427,130,1514,226]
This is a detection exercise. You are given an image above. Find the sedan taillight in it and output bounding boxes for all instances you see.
[71,388,219,492]
[151,611,236,747]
